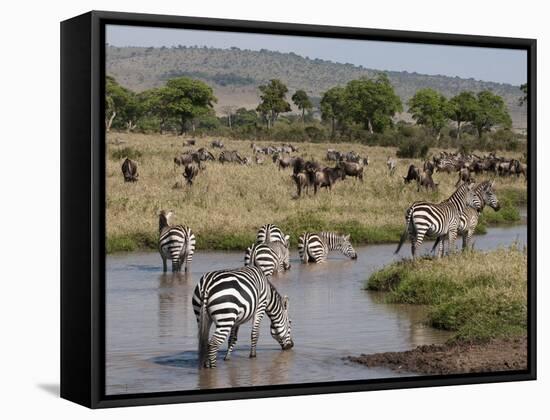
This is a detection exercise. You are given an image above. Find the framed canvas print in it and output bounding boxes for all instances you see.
[60,10,536,408]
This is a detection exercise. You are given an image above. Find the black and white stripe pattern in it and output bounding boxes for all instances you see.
[298,232,357,263]
[192,266,293,368]
[244,241,291,276]
[432,180,501,252]
[395,182,481,258]
[158,210,196,272]
[255,223,290,245]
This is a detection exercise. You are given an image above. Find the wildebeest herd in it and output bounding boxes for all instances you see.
[116,139,525,368]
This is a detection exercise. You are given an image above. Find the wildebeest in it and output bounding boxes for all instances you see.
[211,139,224,149]
[423,160,435,174]
[183,164,200,186]
[508,159,527,179]
[455,167,474,186]
[255,155,265,165]
[311,166,345,194]
[403,164,421,184]
[219,150,245,164]
[326,149,342,162]
[196,148,215,161]
[174,153,201,170]
[292,172,313,197]
[275,156,296,170]
[337,161,364,181]
[417,169,438,192]
[182,139,196,147]
[386,157,397,176]
[121,158,138,182]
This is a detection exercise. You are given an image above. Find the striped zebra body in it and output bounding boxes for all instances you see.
[395,182,480,258]
[244,241,291,276]
[298,231,357,263]
[432,180,501,252]
[255,223,289,245]
[192,266,293,368]
[158,210,195,272]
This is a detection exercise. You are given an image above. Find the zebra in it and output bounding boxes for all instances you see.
[395,182,481,258]
[298,232,357,263]
[386,156,397,176]
[431,180,501,253]
[192,266,294,368]
[255,224,290,245]
[244,241,291,276]
[158,210,196,272]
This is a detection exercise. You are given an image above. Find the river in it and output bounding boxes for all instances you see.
[106,224,527,395]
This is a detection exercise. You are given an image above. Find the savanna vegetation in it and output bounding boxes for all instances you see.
[366,246,527,343]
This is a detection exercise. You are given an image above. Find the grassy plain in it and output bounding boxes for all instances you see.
[106,132,527,253]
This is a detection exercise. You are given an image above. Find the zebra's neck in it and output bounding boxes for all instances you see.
[266,282,283,315]
[446,184,471,212]
[321,232,344,251]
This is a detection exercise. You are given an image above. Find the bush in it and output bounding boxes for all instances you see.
[396,139,430,159]
[110,147,142,161]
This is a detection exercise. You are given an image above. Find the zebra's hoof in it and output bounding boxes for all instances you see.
[249,353,257,358]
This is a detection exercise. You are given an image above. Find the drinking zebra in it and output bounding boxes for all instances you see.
[298,232,357,263]
[158,210,196,272]
[431,180,501,252]
[256,224,290,245]
[192,266,294,368]
[395,182,481,258]
[245,241,291,276]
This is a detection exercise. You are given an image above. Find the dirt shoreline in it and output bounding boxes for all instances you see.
[347,337,527,375]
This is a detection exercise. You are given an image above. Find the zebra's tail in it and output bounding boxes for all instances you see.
[197,291,210,369]
[395,209,412,255]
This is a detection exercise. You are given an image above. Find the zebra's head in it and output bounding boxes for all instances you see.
[158,210,174,231]
[280,242,291,271]
[464,182,483,212]
[478,180,501,211]
[270,295,294,350]
[244,245,252,266]
[339,234,358,260]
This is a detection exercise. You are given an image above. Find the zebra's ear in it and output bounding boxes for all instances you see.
[490,180,495,189]
[284,235,290,246]
[344,234,350,241]
[283,296,289,310]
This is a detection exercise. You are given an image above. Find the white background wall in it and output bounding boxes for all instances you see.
[0,0,546,417]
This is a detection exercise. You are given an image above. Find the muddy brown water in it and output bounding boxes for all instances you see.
[106,224,527,395]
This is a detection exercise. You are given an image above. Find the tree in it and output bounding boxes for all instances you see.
[320,87,348,138]
[105,76,134,132]
[291,89,313,122]
[140,87,171,134]
[162,77,217,134]
[256,79,291,128]
[344,74,402,133]
[233,108,259,127]
[220,105,238,128]
[472,90,512,138]
[519,83,528,106]
[408,88,450,140]
[448,91,477,141]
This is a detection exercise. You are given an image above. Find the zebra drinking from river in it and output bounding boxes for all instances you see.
[158,210,196,272]
[298,232,358,263]
[245,241,291,276]
[395,182,481,258]
[431,180,501,253]
[192,266,294,368]
[256,224,290,245]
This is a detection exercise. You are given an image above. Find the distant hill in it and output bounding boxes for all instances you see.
[106,45,527,129]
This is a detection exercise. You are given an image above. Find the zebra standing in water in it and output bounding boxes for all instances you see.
[395,182,481,259]
[158,210,196,272]
[256,223,290,245]
[298,232,358,263]
[245,241,291,276]
[192,266,294,368]
[431,180,501,253]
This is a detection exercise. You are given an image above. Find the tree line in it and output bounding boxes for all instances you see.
[106,73,518,143]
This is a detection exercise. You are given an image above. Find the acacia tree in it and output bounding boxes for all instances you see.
[256,79,291,128]
[291,89,313,122]
[105,76,134,132]
[448,91,477,141]
[140,87,172,134]
[320,86,348,138]
[408,88,450,140]
[344,74,402,133]
[472,90,512,138]
[519,83,528,106]
[162,77,217,134]
[221,105,238,128]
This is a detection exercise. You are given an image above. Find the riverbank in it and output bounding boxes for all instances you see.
[349,246,528,374]
[106,132,526,253]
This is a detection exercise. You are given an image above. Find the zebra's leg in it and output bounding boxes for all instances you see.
[447,228,458,255]
[162,255,167,272]
[249,307,267,358]
[437,236,445,258]
[224,325,240,361]
[171,257,180,272]
[412,231,426,259]
[207,325,232,368]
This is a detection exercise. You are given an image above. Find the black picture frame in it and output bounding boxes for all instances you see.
[60,10,537,409]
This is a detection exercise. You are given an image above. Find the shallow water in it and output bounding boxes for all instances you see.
[106,224,527,395]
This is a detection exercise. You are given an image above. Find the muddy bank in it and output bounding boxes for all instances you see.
[347,337,527,375]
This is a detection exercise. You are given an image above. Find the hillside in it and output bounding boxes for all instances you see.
[106,45,527,129]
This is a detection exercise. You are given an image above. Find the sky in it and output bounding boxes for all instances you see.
[106,25,527,86]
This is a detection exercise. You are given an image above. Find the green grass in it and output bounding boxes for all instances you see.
[366,246,527,342]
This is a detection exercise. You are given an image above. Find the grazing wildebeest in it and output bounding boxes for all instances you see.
[182,139,196,147]
[292,157,306,175]
[196,148,215,161]
[275,156,296,171]
[508,159,527,179]
[326,149,342,162]
[121,157,138,182]
[386,157,397,176]
[211,139,224,148]
[338,161,364,181]
[403,164,420,184]
[455,167,474,186]
[174,153,201,170]
[219,150,245,164]
[311,166,345,194]
[417,169,438,192]
[183,164,200,186]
